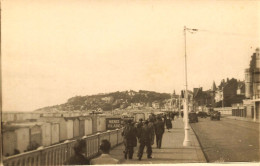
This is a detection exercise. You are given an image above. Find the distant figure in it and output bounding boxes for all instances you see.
[171,112,175,120]
[122,119,137,159]
[165,117,172,132]
[136,118,143,140]
[90,139,119,165]
[64,139,90,165]
[148,118,155,147]
[137,120,153,160]
[154,117,165,149]
[181,111,184,118]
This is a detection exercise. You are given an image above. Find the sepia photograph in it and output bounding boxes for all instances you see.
[1,0,260,165]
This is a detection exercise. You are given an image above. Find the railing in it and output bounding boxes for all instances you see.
[3,128,123,166]
[254,94,260,99]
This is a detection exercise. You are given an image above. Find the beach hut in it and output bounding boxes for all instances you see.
[79,117,86,137]
[15,127,30,153]
[30,125,42,147]
[41,122,51,146]
[3,130,17,156]
[84,117,92,136]
[73,117,80,138]
[97,116,106,132]
[51,123,60,144]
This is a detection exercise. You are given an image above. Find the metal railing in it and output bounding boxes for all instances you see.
[3,128,123,166]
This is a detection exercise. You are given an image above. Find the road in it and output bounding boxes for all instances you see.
[190,117,260,162]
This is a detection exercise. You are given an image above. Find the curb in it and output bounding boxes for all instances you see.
[189,123,209,163]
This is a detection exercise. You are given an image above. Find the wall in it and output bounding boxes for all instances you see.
[2,113,15,122]
[214,107,232,115]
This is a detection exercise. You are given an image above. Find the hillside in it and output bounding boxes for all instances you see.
[34,90,171,112]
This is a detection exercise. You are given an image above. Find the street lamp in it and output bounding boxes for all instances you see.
[183,26,197,147]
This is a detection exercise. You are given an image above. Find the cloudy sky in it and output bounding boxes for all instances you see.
[2,0,259,112]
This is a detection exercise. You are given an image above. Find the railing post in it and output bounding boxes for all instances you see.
[39,149,44,166]
[107,130,111,142]
[96,132,101,155]
[116,129,119,145]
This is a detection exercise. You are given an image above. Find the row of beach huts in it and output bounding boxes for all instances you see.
[2,110,156,157]
[2,113,119,157]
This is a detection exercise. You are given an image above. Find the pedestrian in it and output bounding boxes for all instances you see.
[137,120,153,160]
[181,111,184,118]
[136,118,143,140]
[90,139,119,165]
[122,119,137,160]
[154,117,165,149]
[64,139,90,165]
[165,116,172,132]
[148,118,155,146]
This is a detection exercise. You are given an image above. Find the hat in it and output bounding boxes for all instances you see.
[139,118,143,121]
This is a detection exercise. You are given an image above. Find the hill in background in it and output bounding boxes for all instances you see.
[34,90,171,112]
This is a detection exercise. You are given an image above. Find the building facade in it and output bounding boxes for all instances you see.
[243,48,260,121]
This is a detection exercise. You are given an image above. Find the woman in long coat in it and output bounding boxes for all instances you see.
[165,117,172,132]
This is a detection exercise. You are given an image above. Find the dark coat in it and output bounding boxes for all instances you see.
[165,119,172,129]
[139,124,154,144]
[122,124,137,147]
[136,122,143,138]
[148,122,155,145]
[154,120,165,135]
[64,153,90,165]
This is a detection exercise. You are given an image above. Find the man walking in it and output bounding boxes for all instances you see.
[90,139,119,165]
[137,120,153,160]
[154,117,165,149]
[64,139,90,165]
[122,119,137,160]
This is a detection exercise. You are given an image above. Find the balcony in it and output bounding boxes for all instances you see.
[3,128,124,166]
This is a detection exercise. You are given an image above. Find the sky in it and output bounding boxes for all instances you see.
[2,0,260,112]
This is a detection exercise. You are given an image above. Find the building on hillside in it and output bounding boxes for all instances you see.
[152,101,160,109]
[243,48,260,121]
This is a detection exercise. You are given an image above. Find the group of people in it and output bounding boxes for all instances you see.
[64,113,175,165]
[122,113,174,161]
[65,139,119,165]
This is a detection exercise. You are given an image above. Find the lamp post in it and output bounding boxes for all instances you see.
[183,26,197,147]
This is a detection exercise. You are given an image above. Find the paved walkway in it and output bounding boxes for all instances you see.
[110,118,207,164]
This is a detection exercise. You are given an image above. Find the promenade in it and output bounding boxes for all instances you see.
[110,117,207,164]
